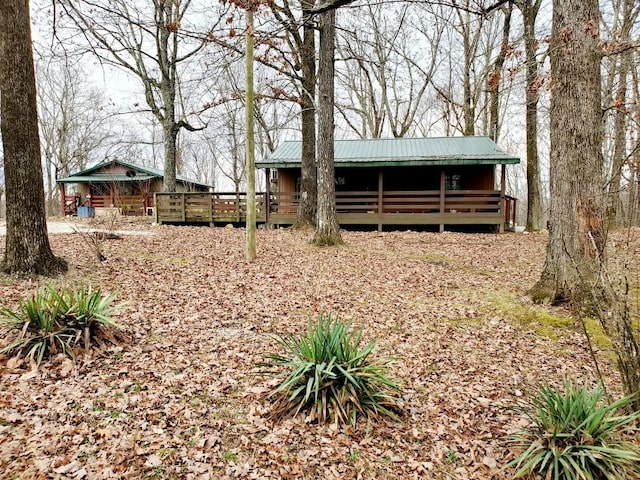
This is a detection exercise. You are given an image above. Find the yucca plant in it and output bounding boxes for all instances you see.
[261,314,402,426]
[1,286,123,366]
[508,380,640,479]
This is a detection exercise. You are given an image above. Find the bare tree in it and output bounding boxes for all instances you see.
[514,0,544,232]
[433,2,509,136]
[214,101,247,195]
[60,0,225,191]
[486,2,512,141]
[36,60,113,213]
[180,134,219,187]
[336,3,443,138]
[530,0,606,302]
[0,0,67,274]
[602,0,640,226]
[261,0,317,228]
[313,9,342,246]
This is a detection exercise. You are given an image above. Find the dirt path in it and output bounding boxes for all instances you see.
[0,219,154,236]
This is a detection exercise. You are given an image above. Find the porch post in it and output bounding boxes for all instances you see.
[377,169,383,232]
[499,164,506,233]
[59,183,66,216]
[146,180,151,213]
[265,168,271,226]
[439,169,446,233]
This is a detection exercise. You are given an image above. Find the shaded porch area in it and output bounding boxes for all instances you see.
[154,189,517,231]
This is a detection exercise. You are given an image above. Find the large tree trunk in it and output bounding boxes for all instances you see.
[530,0,605,303]
[162,123,178,192]
[293,3,317,229]
[313,10,343,246]
[521,0,542,232]
[0,0,67,275]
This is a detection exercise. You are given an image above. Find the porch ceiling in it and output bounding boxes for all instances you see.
[258,136,520,168]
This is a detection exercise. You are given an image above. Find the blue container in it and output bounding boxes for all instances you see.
[77,206,95,218]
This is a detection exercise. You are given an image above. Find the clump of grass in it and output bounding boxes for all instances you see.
[507,380,640,479]
[1,285,124,366]
[260,314,402,426]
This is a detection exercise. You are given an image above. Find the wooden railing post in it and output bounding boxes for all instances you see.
[378,170,384,232]
[439,170,446,233]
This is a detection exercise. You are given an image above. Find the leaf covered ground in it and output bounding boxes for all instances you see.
[0,222,635,479]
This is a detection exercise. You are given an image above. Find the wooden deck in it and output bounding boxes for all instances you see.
[155,190,517,231]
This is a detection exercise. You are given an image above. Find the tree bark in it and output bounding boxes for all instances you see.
[293,3,317,229]
[529,0,605,303]
[0,0,67,275]
[245,10,257,261]
[487,4,512,142]
[607,0,634,227]
[313,10,343,246]
[520,0,543,232]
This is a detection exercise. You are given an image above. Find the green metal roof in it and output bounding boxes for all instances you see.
[57,174,156,184]
[257,136,520,168]
[56,159,210,188]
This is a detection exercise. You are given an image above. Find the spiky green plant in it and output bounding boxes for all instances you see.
[261,314,402,426]
[0,286,123,366]
[508,380,640,480]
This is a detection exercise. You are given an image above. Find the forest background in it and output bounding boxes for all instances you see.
[0,0,637,232]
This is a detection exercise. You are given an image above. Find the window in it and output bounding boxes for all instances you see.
[445,174,461,191]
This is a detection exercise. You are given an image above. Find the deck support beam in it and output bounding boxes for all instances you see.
[59,183,66,216]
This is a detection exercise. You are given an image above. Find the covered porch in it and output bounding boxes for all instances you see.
[57,159,211,217]
[154,186,517,231]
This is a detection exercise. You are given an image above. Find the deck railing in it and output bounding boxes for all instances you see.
[86,195,150,215]
[155,192,266,223]
[156,190,517,230]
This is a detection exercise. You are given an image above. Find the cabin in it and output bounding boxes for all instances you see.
[258,136,519,232]
[57,160,211,217]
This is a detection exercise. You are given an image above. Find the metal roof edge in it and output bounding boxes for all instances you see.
[56,159,212,188]
[256,158,520,168]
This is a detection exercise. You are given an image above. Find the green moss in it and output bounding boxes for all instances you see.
[580,318,613,351]
[482,290,616,351]
[482,290,573,340]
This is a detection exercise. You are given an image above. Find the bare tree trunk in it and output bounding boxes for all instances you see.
[530,0,605,303]
[519,0,543,232]
[488,4,512,141]
[609,51,629,226]
[245,10,256,261]
[294,4,317,229]
[458,6,481,136]
[163,124,178,192]
[0,0,67,275]
[607,0,635,226]
[313,10,343,246]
